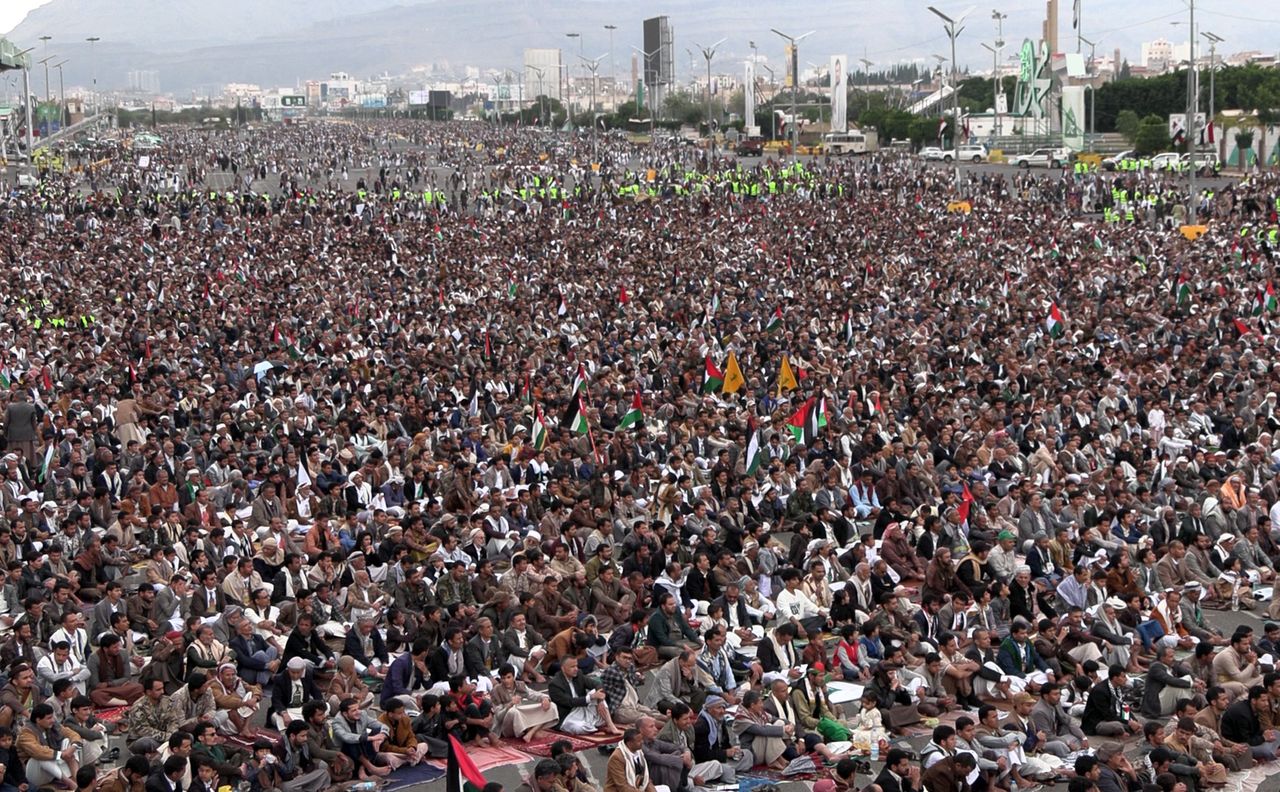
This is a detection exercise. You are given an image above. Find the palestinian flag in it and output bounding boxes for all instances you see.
[1174,274,1191,306]
[483,331,493,361]
[1234,318,1255,339]
[787,396,827,446]
[557,294,568,316]
[702,356,724,393]
[1255,282,1278,315]
[1045,303,1064,338]
[710,292,720,315]
[842,312,854,344]
[1092,235,1104,250]
[571,364,588,395]
[448,734,486,792]
[764,307,783,333]
[617,391,644,431]
[0,369,10,389]
[38,443,55,483]
[1049,242,1062,259]
[561,395,589,434]
[619,285,630,305]
[507,278,518,299]
[531,407,549,450]
[1001,272,1010,298]
[521,373,533,404]
[744,417,766,475]
[141,241,156,259]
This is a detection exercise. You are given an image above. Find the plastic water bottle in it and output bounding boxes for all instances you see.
[349,782,377,792]
[1232,590,1240,612]
[871,741,879,761]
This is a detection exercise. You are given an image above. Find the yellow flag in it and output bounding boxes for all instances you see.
[778,355,798,393]
[721,352,745,394]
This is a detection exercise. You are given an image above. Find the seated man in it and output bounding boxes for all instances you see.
[692,696,753,784]
[1080,665,1143,737]
[269,657,321,731]
[548,656,622,736]
[17,702,81,790]
[342,618,389,677]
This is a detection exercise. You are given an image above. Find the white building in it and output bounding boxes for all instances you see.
[1141,38,1172,70]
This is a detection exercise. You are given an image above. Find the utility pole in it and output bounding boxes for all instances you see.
[16,46,34,159]
[981,42,1000,138]
[604,25,617,110]
[54,59,68,128]
[528,65,546,126]
[929,5,972,187]
[631,46,660,141]
[760,64,777,140]
[85,36,100,116]
[1186,0,1197,223]
[770,28,815,159]
[993,9,1007,135]
[1079,35,1097,151]
[579,53,607,162]
[38,55,54,105]
[1202,31,1222,152]
[565,32,581,121]
[694,39,726,139]
[859,57,874,115]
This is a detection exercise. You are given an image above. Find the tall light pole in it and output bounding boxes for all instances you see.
[1079,35,1097,151]
[54,59,68,128]
[770,28,815,158]
[565,32,581,120]
[1185,0,1197,222]
[992,10,1007,134]
[981,42,1000,138]
[1202,30,1222,149]
[16,46,34,159]
[631,45,660,139]
[85,36,100,115]
[579,53,607,161]
[760,64,777,140]
[859,57,874,114]
[604,24,617,110]
[37,55,54,104]
[528,65,547,126]
[694,38,726,136]
[928,5,973,186]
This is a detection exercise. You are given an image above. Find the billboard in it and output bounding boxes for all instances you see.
[359,94,387,108]
[428,90,452,108]
[830,55,847,133]
[280,95,306,107]
[744,61,755,125]
[408,90,430,106]
[1061,86,1085,151]
[1169,112,1207,145]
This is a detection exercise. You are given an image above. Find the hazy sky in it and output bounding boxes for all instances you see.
[0,0,44,38]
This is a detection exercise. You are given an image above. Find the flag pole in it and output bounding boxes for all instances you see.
[582,395,601,464]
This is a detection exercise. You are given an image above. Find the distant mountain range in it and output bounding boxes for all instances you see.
[2,0,1235,94]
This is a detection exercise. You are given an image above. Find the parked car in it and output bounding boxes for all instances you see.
[919,147,946,161]
[15,172,38,189]
[1007,148,1071,168]
[1151,152,1181,171]
[1181,150,1220,175]
[955,144,989,162]
[1102,150,1136,171]
[734,137,764,156]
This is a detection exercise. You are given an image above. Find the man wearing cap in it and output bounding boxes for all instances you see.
[692,695,752,783]
[270,656,321,730]
[1179,583,1227,646]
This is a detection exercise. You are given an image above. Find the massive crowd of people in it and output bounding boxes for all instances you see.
[1,117,1280,792]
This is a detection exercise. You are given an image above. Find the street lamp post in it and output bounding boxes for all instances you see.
[528,66,547,126]
[1079,35,1097,151]
[770,28,815,159]
[604,24,617,110]
[38,55,54,105]
[54,59,68,128]
[992,10,1007,136]
[980,42,1001,139]
[1185,0,1197,222]
[928,5,972,187]
[15,46,34,159]
[631,46,660,140]
[760,64,777,140]
[1202,31,1223,150]
[565,32,581,120]
[694,39,727,138]
[85,36,100,116]
[859,58,874,114]
[579,54,607,162]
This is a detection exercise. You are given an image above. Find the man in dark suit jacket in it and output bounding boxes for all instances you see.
[268,657,321,722]
[1221,686,1279,757]
[189,571,227,620]
[342,619,389,674]
[145,755,188,792]
[547,655,612,729]
[875,748,922,792]
[429,627,468,684]
[499,611,546,678]
[1081,665,1142,736]
[281,614,334,669]
[463,617,503,678]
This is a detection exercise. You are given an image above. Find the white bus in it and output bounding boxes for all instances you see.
[823,129,879,155]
